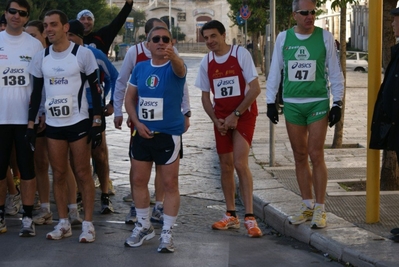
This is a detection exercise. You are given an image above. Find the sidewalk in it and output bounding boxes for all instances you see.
[249,70,399,267]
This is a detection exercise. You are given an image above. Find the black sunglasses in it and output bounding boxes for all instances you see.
[151,35,170,44]
[7,8,29,17]
[295,9,316,16]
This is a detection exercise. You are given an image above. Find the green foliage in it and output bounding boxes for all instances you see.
[171,25,186,42]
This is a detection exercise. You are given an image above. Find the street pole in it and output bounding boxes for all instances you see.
[269,0,276,167]
[169,0,172,39]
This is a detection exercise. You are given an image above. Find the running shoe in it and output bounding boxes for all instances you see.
[310,206,327,229]
[47,220,72,240]
[100,194,114,214]
[19,217,36,237]
[158,229,174,253]
[123,193,132,202]
[69,209,83,225]
[124,222,155,247]
[125,205,137,224]
[244,216,262,237]
[5,193,21,216]
[79,221,96,243]
[33,208,53,225]
[0,214,7,234]
[150,204,164,224]
[212,212,240,230]
[288,203,314,225]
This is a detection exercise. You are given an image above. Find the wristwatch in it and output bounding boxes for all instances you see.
[234,109,241,117]
[184,111,191,117]
[93,118,102,124]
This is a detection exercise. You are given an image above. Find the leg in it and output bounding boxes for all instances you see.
[34,137,50,205]
[232,131,253,214]
[218,152,235,211]
[307,117,328,204]
[157,158,180,217]
[131,159,152,209]
[91,131,109,195]
[47,138,70,219]
[69,138,94,221]
[285,121,313,200]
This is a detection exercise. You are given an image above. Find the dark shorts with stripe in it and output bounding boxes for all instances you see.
[45,119,91,142]
[129,131,181,165]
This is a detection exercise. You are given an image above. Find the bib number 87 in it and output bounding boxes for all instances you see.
[220,86,233,96]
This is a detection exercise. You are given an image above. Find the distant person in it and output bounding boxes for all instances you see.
[266,0,344,229]
[77,0,133,55]
[195,20,262,238]
[114,44,119,61]
[370,7,399,242]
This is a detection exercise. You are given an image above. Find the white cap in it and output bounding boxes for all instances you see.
[77,9,95,21]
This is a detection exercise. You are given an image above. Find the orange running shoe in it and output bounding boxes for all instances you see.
[244,217,262,237]
[212,212,240,230]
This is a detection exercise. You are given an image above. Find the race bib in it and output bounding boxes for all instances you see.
[287,60,316,82]
[138,97,163,121]
[0,65,30,87]
[213,76,240,99]
[45,95,73,118]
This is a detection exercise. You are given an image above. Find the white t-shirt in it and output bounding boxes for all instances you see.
[0,31,43,124]
[28,42,98,127]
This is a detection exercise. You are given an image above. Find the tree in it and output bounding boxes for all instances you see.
[380,0,399,190]
[172,25,186,42]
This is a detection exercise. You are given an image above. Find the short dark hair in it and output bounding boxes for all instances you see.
[147,26,171,42]
[200,20,225,37]
[44,10,68,25]
[26,20,44,33]
[145,18,165,34]
[5,0,30,16]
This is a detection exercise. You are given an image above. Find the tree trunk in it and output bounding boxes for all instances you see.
[380,0,399,190]
[331,5,347,148]
[253,33,260,67]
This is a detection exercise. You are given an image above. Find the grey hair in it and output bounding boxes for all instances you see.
[292,0,317,12]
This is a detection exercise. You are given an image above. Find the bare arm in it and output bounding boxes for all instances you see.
[223,77,261,129]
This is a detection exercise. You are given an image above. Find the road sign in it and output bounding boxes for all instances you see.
[240,5,251,20]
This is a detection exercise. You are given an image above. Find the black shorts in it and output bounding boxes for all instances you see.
[0,125,35,180]
[88,109,106,132]
[46,119,91,142]
[129,132,181,165]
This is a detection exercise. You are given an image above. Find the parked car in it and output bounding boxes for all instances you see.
[345,51,368,72]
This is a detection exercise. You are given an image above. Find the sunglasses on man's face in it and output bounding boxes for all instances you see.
[295,9,316,16]
[7,8,29,17]
[151,35,170,44]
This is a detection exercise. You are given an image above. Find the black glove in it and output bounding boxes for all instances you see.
[25,128,36,152]
[267,103,279,124]
[87,126,102,149]
[328,106,342,127]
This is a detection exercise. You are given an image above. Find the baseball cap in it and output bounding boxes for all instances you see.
[77,9,95,21]
[0,14,6,24]
[391,7,399,16]
[68,19,84,39]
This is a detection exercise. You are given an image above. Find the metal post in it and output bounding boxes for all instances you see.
[366,0,382,223]
[169,0,172,39]
[268,0,276,167]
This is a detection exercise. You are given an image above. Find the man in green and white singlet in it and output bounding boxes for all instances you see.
[266,0,344,229]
